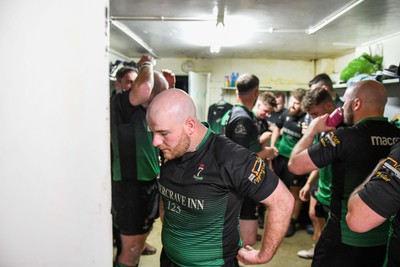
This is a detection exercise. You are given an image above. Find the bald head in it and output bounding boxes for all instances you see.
[343,80,387,124]
[148,89,197,124]
[147,89,208,159]
[347,80,387,111]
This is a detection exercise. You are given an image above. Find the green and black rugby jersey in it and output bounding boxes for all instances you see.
[275,111,307,158]
[159,130,279,267]
[224,104,261,153]
[110,91,160,182]
[207,102,233,134]
[308,117,400,247]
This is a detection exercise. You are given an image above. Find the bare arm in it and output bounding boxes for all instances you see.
[257,147,275,161]
[269,126,280,156]
[237,179,294,264]
[259,131,272,146]
[128,55,155,106]
[346,194,386,233]
[288,114,334,175]
[346,159,387,233]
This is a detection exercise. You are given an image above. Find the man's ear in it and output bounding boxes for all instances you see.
[185,118,196,135]
[115,81,121,90]
[353,98,361,111]
[326,101,335,111]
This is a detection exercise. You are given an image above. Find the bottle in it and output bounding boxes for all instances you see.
[230,72,236,87]
[224,75,230,87]
[326,107,343,127]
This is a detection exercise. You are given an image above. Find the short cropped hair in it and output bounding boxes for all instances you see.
[259,92,277,107]
[116,67,138,82]
[302,87,334,112]
[236,74,259,94]
[309,73,333,91]
[291,88,307,102]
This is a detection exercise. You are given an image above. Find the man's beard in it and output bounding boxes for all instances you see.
[289,108,302,117]
[343,106,354,126]
[161,131,191,160]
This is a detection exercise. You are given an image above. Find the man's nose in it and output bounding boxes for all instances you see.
[152,135,162,147]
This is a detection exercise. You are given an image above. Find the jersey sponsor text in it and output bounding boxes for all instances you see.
[159,183,205,210]
[371,136,400,146]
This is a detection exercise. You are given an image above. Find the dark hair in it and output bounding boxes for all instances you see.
[301,87,334,111]
[116,67,138,82]
[309,73,333,91]
[291,88,307,102]
[236,74,259,94]
[274,92,285,99]
[259,92,277,107]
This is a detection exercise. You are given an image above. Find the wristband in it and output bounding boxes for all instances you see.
[141,61,153,68]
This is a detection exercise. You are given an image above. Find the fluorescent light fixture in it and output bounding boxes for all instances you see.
[307,0,364,34]
[110,19,159,58]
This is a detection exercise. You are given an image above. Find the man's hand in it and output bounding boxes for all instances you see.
[299,183,311,202]
[137,55,156,68]
[237,245,264,265]
[307,114,335,136]
[271,146,279,157]
[162,69,176,88]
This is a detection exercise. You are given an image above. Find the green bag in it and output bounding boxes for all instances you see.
[340,53,383,82]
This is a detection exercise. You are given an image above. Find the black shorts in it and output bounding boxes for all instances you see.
[112,179,159,235]
[240,197,258,220]
[312,215,386,267]
[160,249,240,267]
[314,198,330,219]
[273,155,307,187]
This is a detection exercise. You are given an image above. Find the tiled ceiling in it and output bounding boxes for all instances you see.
[109,0,400,60]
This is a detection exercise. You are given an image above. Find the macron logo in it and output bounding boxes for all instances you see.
[371,136,400,146]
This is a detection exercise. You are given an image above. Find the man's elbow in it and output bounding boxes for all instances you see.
[346,214,370,233]
[287,159,302,175]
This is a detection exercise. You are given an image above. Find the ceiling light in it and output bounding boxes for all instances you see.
[184,16,254,47]
[110,19,158,58]
[307,0,364,34]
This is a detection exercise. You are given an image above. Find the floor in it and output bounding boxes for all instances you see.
[139,219,314,267]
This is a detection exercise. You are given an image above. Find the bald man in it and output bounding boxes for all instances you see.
[146,89,294,267]
[287,80,400,267]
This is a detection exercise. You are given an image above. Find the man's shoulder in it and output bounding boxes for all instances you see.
[230,105,251,118]
[226,106,254,129]
[211,134,251,157]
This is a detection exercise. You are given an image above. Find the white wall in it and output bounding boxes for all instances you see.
[356,34,400,68]
[0,0,112,266]
[126,36,399,120]
[156,58,314,118]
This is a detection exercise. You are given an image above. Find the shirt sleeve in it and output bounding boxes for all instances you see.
[358,142,400,218]
[219,140,279,202]
[308,127,348,168]
[275,111,285,129]
[228,116,256,149]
